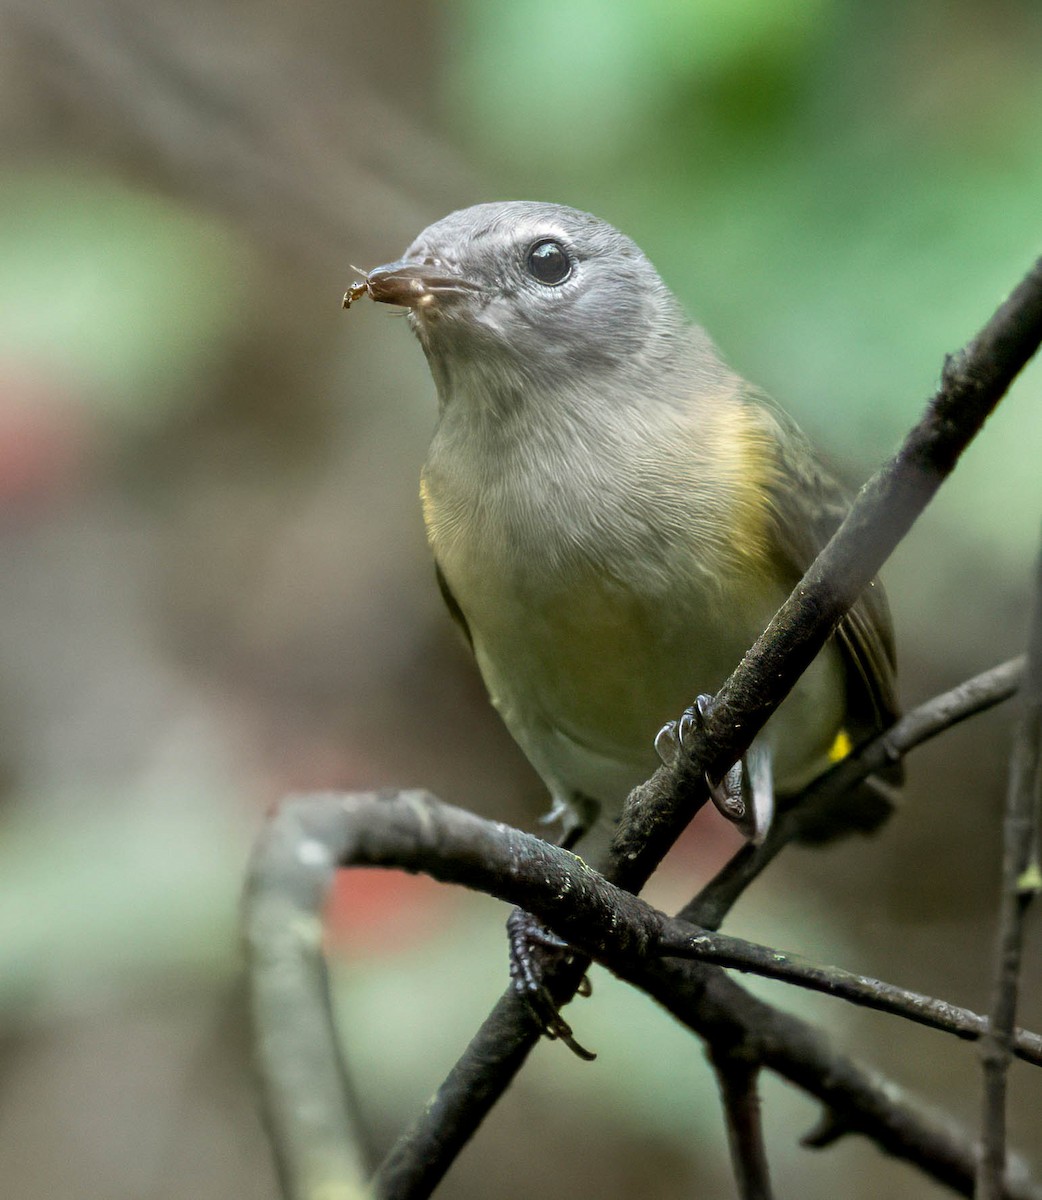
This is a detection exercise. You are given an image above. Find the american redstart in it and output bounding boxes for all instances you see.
[346,201,900,853]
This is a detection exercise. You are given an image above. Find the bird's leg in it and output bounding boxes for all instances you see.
[538,795,588,848]
[743,740,775,845]
[506,794,598,1060]
[655,694,747,826]
[506,909,595,1060]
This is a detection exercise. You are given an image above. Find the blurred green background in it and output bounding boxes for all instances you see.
[1,1,1040,1197]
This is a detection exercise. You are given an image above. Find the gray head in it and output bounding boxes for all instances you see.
[356,202,694,403]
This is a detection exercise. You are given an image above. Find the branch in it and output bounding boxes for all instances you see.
[977,537,1042,1199]
[243,798,372,1200]
[376,253,1042,1197]
[245,790,1042,1200]
[653,924,1042,1064]
[613,252,1042,882]
[6,1,477,265]
[640,956,1042,1200]
[688,656,1026,932]
[711,1042,774,1200]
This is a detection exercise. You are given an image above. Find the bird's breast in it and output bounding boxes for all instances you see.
[420,409,779,767]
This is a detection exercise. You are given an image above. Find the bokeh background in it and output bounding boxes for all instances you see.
[1,2,1041,1197]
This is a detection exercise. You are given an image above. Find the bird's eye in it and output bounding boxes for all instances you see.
[525,239,572,286]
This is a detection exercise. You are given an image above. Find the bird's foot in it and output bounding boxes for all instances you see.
[506,907,596,1061]
[538,797,584,851]
[538,792,599,852]
[655,694,747,826]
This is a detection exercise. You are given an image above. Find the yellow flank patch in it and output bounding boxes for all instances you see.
[717,403,775,572]
[827,728,853,763]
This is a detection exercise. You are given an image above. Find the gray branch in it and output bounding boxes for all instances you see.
[711,1044,775,1200]
[245,788,1042,1200]
[977,537,1042,1199]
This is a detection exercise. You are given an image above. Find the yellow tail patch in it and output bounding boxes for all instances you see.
[827,729,853,763]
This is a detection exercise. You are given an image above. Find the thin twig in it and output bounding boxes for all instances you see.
[654,923,1042,1063]
[977,537,1042,1200]
[711,1044,775,1200]
[687,656,1026,932]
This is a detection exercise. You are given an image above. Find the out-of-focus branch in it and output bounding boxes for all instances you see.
[245,789,1042,1200]
[3,0,479,264]
[711,1045,774,1200]
[688,655,1026,932]
[977,538,1042,1200]
[376,253,1042,1199]
[243,795,372,1200]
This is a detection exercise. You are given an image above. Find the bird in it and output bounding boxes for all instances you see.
[345,200,900,862]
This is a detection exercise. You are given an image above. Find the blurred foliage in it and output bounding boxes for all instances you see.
[447,0,1042,613]
[445,0,832,162]
[0,780,243,1021]
[0,168,249,427]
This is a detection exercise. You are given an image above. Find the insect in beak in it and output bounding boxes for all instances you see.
[342,260,481,311]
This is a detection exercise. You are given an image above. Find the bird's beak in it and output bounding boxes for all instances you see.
[343,259,482,311]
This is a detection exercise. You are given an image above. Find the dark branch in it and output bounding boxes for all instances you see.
[654,924,1042,1064]
[711,1044,775,1200]
[688,656,1026,932]
[245,789,1042,1200]
[641,956,1042,1200]
[977,537,1042,1199]
[252,789,1042,1064]
[612,254,1042,884]
[248,789,1042,1066]
[372,990,565,1198]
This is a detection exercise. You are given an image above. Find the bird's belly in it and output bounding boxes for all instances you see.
[455,559,842,809]
[474,577,737,755]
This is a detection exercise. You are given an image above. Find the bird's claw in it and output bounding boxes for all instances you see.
[656,694,717,764]
[655,695,747,826]
[506,907,596,1061]
[677,694,708,751]
[654,720,680,766]
[708,760,746,824]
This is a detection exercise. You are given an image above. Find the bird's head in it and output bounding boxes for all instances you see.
[350,202,690,404]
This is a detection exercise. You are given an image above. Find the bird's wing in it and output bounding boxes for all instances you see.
[749,397,901,755]
[435,559,474,648]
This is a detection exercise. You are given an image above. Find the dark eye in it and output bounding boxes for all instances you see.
[526,239,572,286]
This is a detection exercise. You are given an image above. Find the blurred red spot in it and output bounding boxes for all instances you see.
[325,867,458,958]
[644,802,745,914]
[0,367,91,507]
